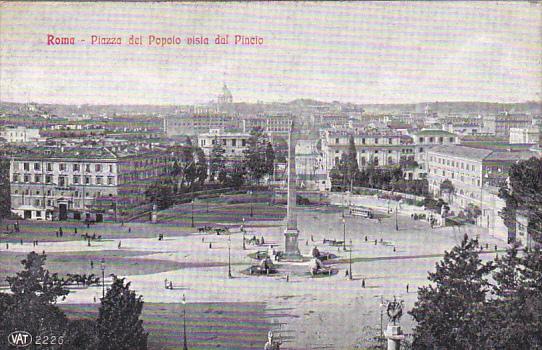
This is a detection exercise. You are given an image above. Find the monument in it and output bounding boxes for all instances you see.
[384,296,406,350]
[283,121,302,260]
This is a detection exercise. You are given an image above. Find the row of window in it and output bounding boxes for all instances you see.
[429,157,478,172]
[333,137,397,145]
[418,136,455,144]
[14,188,111,199]
[12,174,115,186]
[429,168,481,186]
[201,138,248,147]
[18,162,115,173]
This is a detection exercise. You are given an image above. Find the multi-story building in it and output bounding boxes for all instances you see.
[164,113,240,137]
[484,112,533,137]
[295,139,327,191]
[509,127,540,145]
[241,115,292,136]
[197,129,250,165]
[411,129,459,177]
[426,144,538,240]
[0,126,42,143]
[321,130,416,176]
[9,145,175,221]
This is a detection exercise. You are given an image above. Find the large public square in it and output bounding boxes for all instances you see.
[0,192,507,349]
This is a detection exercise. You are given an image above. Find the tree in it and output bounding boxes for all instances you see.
[0,152,11,223]
[0,252,71,349]
[96,276,148,350]
[409,234,494,349]
[209,139,226,182]
[500,157,542,244]
[144,179,175,210]
[242,128,271,183]
[194,147,208,186]
[265,141,275,176]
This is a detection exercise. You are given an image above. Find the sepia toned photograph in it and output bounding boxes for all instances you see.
[1,2,541,349]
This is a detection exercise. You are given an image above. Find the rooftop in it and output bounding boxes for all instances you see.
[414,129,456,137]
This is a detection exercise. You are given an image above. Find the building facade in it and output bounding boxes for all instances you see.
[0,126,42,143]
[9,145,175,221]
[484,112,533,137]
[197,129,250,164]
[509,127,540,145]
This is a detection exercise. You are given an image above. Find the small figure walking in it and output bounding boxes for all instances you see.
[118,241,122,249]
[93,296,97,303]
[345,269,349,278]
[374,239,377,246]
[286,274,289,283]
[393,246,396,252]
[6,243,8,250]
[128,227,131,233]
[164,279,168,289]
[90,260,94,269]
[20,239,23,245]
[365,236,368,242]
[74,227,78,234]
[209,242,212,249]
[362,279,366,288]
[169,281,173,290]
[406,284,410,293]
[494,245,498,251]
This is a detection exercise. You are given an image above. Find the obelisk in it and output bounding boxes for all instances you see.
[283,121,302,260]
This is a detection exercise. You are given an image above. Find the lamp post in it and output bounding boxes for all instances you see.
[100,258,105,298]
[242,217,246,250]
[191,199,194,228]
[228,235,232,279]
[395,202,399,231]
[182,294,188,350]
[349,239,353,280]
[342,216,346,251]
[249,190,254,217]
[379,296,386,348]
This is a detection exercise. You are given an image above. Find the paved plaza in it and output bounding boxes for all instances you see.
[0,195,507,349]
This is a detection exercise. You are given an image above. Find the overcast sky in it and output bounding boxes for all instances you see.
[1,2,541,105]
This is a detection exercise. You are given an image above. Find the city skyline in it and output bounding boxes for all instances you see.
[1,2,541,106]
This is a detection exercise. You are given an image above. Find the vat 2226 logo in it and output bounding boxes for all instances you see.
[7,331,65,348]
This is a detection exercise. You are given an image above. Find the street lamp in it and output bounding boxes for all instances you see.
[379,296,386,347]
[100,258,105,298]
[249,191,254,217]
[228,235,233,278]
[349,239,353,280]
[191,199,194,228]
[242,217,246,250]
[342,216,346,251]
[395,202,399,231]
[182,294,188,350]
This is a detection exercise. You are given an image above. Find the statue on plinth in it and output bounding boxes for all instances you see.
[384,296,406,350]
[264,330,281,350]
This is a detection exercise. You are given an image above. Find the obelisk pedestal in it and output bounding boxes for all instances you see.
[283,121,302,261]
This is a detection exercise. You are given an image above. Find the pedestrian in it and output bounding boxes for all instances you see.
[362,279,366,288]
[20,239,23,245]
[380,238,383,243]
[209,242,212,249]
[87,238,91,247]
[5,243,8,250]
[406,284,409,293]
[118,241,122,249]
[393,246,396,252]
[90,260,94,269]
[486,243,489,249]
[365,236,367,242]
[128,227,131,233]
[74,227,78,234]
[311,235,314,242]
[164,279,168,289]
[374,239,377,246]
[169,281,173,290]
[202,237,204,243]
[286,274,289,282]
[86,222,90,229]
[305,240,308,246]
[56,231,59,238]
[59,227,63,237]
[495,245,498,251]
[345,269,349,278]
[93,296,97,303]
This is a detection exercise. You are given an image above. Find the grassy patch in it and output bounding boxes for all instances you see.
[61,302,277,350]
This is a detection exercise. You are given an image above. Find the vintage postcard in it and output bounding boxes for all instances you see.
[1,2,541,349]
